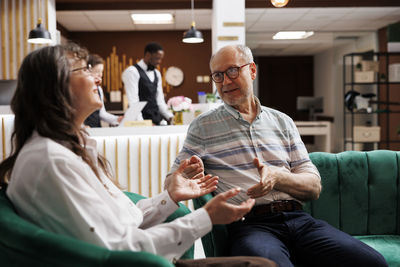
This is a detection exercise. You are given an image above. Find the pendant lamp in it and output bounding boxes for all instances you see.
[271,0,289,8]
[182,0,203,43]
[28,0,52,44]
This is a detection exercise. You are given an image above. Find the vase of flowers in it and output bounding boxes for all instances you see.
[167,96,193,125]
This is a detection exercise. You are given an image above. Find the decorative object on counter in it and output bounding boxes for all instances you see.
[197,91,206,103]
[165,66,184,87]
[167,96,193,112]
[167,96,193,125]
[206,93,216,103]
[182,0,204,43]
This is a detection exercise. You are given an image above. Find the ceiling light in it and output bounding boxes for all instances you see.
[27,0,52,44]
[182,0,204,44]
[273,31,314,40]
[271,0,289,8]
[131,13,174,24]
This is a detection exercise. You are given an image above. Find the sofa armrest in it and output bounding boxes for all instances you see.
[0,189,174,267]
[124,191,194,259]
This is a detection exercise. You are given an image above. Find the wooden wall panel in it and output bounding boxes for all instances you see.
[68,30,213,103]
[0,0,50,80]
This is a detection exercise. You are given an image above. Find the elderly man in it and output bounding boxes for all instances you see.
[167,45,387,267]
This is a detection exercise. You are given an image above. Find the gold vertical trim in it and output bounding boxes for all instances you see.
[16,0,21,68]
[158,137,162,193]
[176,136,180,156]
[115,138,118,182]
[148,138,152,197]
[30,0,35,51]
[8,0,14,79]
[138,138,142,195]
[23,0,27,56]
[1,0,7,79]
[167,137,171,172]
[119,62,122,88]
[122,54,126,72]
[45,0,48,32]
[107,57,110,92]
[2,118,6,160]
[127,139,131,192]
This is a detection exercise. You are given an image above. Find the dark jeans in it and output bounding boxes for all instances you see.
[227,211,387,267]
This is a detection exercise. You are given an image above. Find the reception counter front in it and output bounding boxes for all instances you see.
[1,115,188,204]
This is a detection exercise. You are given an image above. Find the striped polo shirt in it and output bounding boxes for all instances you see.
[172,97,320,205]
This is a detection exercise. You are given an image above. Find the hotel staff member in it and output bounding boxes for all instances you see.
[122,42,173,125]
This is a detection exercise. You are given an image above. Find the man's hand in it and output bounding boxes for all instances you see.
[167,156,218,203]
[182,155,204,179]
[247,158,279,199]
[204,188,255,224]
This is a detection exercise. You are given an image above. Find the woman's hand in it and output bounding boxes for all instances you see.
[167,156,218,203]
[204,188,255,224]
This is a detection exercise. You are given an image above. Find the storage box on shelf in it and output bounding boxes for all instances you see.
[353,126,380,142]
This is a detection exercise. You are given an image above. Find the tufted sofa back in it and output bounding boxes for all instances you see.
[193,150,400,258]
[306,150,400,236]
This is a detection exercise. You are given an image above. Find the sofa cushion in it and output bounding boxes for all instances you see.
[309,150,400,236]
[354,235,400,267]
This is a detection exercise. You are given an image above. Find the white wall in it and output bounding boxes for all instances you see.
[314,33,378,152]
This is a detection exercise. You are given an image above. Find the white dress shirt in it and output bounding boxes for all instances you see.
[98,86,120,125]
[6,131,211,261]
[121,59,173,121]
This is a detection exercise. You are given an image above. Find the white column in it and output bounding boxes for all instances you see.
[212,0,246,55]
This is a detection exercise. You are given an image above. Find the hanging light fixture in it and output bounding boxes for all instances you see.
[271,0,289,8]
[182,0,204,44]
[28,0,52,44]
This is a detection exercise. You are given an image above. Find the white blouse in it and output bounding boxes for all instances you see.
[6,131,211,261]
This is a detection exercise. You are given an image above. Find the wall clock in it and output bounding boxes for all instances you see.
[165,66,184,87]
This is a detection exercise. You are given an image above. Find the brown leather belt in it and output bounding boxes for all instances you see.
[245,200,303,218]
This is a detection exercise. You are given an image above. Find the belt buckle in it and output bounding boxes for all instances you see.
[270,203,277,213]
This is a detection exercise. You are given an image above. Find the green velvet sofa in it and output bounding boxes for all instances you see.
[0,189,193,267]
[193,150,400,267]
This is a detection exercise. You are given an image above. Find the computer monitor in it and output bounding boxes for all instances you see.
[296,96,323,120]
[0,80,17,105]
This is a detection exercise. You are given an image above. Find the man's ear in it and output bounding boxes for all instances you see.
[250,62,257,80]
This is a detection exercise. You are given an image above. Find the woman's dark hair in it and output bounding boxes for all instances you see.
[88,54,104,66]
[0,43,113,186]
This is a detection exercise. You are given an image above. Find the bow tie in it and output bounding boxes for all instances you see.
[147,65,155,71]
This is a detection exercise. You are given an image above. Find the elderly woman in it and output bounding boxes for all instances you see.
[0,43,275,267]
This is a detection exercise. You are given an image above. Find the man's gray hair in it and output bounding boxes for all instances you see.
[210,45,254,68]
[236,45,253,63]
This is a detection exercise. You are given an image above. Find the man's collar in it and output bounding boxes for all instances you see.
[223,96,262,120]
[138,59,155,71]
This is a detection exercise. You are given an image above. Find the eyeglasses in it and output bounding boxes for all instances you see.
[210,63,251,83]
[71,64,92,74]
